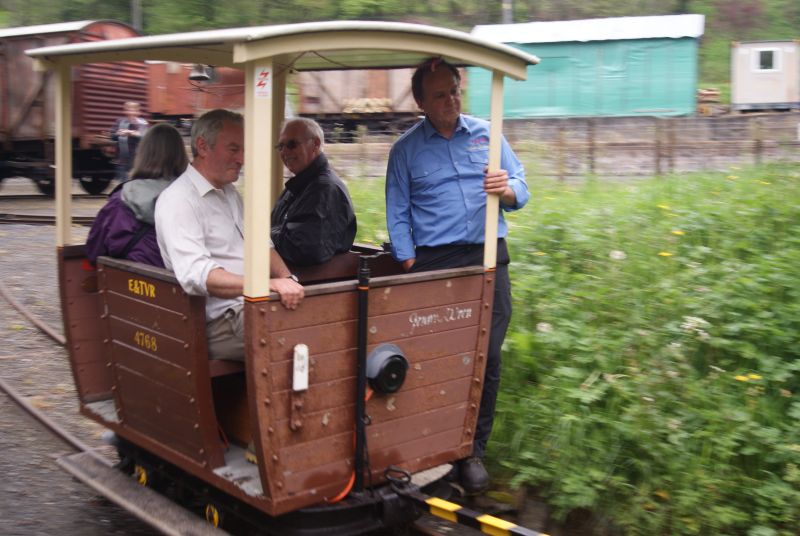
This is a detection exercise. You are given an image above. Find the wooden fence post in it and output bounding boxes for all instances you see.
[557,121,566,182]
[654,118,662,176]
[587,118,596,176]
[754,118,763,165]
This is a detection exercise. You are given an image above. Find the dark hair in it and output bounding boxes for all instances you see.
[411,57,461,105]
[190,108,244,157]
[129,123,189,181]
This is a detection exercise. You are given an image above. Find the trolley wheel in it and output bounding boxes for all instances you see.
[78,175,111,195]
[204,502,224,528]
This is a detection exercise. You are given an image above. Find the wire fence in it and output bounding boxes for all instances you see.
[325,113,800,181]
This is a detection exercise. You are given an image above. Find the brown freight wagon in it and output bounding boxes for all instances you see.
[29,21,540,535]
[0,20,146,194]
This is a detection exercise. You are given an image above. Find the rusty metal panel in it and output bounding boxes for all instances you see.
[103,265,195,316]
[148,62,244,118]
[0,21,142,148]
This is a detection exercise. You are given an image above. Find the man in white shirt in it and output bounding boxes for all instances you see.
[155,109,304,361]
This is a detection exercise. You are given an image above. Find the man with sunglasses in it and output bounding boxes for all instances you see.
[271,118,356,266]
[385,58,529,494]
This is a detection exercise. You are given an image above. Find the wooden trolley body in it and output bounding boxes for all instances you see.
[39,20,539,525]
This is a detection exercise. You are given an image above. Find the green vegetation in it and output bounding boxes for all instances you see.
[2,0,798,91]
[350,162,800,534]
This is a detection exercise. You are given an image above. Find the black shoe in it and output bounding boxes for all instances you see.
[460,456,489,494]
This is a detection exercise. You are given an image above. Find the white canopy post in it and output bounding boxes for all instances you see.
[243,58,278,298]
[483,69,504,269]
[54,62,72,246]
[270,65,286,208]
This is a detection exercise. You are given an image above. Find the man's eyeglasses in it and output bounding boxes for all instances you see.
[275,139,307,151]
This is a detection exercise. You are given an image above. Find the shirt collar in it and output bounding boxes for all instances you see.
[285,153,327,195]
[422,115,470,139]
[186,164,222,197]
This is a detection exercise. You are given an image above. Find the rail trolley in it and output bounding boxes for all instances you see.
[28,21,540,535]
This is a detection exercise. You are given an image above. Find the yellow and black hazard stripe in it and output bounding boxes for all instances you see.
[425,496,546,536]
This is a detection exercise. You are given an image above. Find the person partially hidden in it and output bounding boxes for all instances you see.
[271,118,357,266]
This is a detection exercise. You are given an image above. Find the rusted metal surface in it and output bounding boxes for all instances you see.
[0,21,143,150]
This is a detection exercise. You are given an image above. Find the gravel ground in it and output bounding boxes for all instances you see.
[0,191,158,536]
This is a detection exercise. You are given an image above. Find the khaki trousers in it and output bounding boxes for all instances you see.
[206,303,245,361]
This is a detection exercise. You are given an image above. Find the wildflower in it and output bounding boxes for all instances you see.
[536,322,553,333]
[654,489,671,501]
[735,375,749,382]
[658,251,673,257]
[544,196,556,200]
[780,389,792,398]
[757,180,770,185]
[671,230,685,236]
[533,251,547,256]
[609,250,627,260]
[747,373,762,380]
[642,396,655,403]
[657,204,670,210]
[710,365,726,373]
[726,175,738,180]
[375,230,388,241]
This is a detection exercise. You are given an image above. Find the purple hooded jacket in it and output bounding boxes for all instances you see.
[85,180,167,268]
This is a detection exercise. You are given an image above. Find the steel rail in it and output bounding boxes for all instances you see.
[0,281,67,345]
[0,212,94,225]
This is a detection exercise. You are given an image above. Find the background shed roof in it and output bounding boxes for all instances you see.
[472,14,705,44]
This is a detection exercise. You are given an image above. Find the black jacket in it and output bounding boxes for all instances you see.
[271,153,357,266]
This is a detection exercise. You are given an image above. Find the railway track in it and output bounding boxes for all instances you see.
[0,193,107,201]
[0,212,94,225]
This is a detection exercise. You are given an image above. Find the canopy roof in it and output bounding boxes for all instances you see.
[27,20,539,79]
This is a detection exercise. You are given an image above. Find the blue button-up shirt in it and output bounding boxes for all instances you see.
[385,115,529,261]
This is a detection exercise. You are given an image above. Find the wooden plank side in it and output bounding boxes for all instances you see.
[270,335,476,392]
[263,272,483,333]
[108,316,194,370]
[111,341,193,393]
[277,402,468,472]
[105,290,190,336]
[282,427,464,496]
[114,367,205,461]
[268,301,481,360]
[103,266,193,314]
[368,273,484,315]
[273,376,472,425]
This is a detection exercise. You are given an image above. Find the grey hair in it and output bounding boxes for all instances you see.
[282,117,325,149]
[190,109,244,157]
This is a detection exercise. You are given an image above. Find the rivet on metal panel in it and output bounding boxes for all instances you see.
[271,305,278,312]
[100,313,107,319]
[186,371,192,376]
[272,454,279,462]
[184,343,189,349]
[473,377,481,384]
[277,337,285,346]
[194,423,199,429]
[291,420,303,430]
[481,328,487,335]
[369,326,377,334]
[264,398,271,406]
[260,308,267,315]
[268,427,274,434]
[470,403,477,410]
[103,339,109,344]
[446,281,452,287]
[293,400,304,409]
[189,397,196,404]
[199,449,205,455]
[74,345,81,350]
[466,428,472,436]
[182,315,187,321]
[260,338,267,346]
[261,368,268,377]
[487,277,493,283]
[478,353,484,361]
[484,302,490,309]
[111,385,116,391]
[106,362,111,368]
[277,482,284,489]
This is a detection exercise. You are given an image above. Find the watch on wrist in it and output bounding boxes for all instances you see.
[287,274,299,283]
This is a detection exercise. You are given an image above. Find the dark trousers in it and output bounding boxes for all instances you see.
[411,239,512,458]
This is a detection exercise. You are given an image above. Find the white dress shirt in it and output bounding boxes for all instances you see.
[155,164,244,322]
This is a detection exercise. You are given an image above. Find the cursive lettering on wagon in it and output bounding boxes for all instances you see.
[408,306,473,330]
[128,278,156,299]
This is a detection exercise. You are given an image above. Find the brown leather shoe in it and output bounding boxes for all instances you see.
[460,456,489,494]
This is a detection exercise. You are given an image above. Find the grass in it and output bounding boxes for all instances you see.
[347,161,800,535]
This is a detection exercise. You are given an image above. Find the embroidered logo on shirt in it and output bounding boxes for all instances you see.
[468,135,489,152]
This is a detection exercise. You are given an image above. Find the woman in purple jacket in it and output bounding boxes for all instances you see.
[86,123,189,267]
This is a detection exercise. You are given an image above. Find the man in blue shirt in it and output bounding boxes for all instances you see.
[385,58,529,494]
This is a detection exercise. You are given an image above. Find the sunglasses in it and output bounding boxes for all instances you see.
[275,139,308,151]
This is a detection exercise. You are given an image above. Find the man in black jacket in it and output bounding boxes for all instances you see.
[272,118,357,266]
